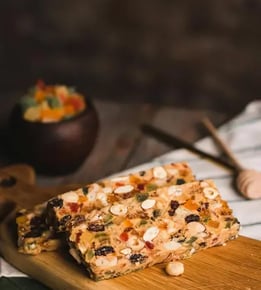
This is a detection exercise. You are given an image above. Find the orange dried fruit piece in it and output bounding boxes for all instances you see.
[34,90,45,102]
[184,199,199,210]
[207,220,220,228]
[41,108,64,122]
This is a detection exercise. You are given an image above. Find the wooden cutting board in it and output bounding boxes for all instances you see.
[0,165,261,290]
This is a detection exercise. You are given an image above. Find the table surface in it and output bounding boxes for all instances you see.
[0,96,234,289]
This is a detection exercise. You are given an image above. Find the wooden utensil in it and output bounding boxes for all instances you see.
[0,164,261,289]
[202,117,261,199]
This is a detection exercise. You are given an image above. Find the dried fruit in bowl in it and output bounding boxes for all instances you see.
[20,80,86,123]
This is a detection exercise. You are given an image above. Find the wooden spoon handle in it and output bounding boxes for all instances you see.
[202,117,244,172]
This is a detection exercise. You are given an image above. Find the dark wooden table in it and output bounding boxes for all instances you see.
[0,97,230,186]
[0,96,233,289]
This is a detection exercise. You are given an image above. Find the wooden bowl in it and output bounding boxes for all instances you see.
[8,98,99,176]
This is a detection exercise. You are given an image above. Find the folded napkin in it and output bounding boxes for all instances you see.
[1,100,261,277]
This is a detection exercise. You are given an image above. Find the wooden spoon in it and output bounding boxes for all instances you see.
[202,117,261,199]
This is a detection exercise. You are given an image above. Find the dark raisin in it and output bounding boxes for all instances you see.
[199,242,206,247]
[60,214,72,227]
[176,178,185,185]
[48,198,63,208]
[153,209,161,218]
[168,209,175,216]
[24,229,43,238]
[139,171,146,176]
[82,186,89,195]
[170,200,179,210]
[136,192,149,202]
[71,215,86,227]
[95,246,115,256]
[129,253,147,264]
[204,202,209,209]
[185,214,200,223]
[88,223,105,232]
[0,176,16,187]
[30,216,44,227]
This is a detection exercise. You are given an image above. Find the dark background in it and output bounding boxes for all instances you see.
[0,0,261,113]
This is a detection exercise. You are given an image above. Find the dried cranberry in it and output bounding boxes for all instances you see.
[120,232,129,241]
[129,254,147,264]
[145,241,154,249]
[137,183,145,190]
[87,223,105,232]
[67,202,80,213]
[95,246,115,256]
[48,198,63,208]
[185,214,200,223]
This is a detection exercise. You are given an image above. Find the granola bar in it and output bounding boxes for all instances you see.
[67,180,240,281]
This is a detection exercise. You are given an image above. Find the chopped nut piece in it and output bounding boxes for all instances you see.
[127,236,145,251]
[62,191,79,203]
[141,199,156,210]
[153,166,167,179]
[95,256,118,267]
[165,261,184,276]
[203,187,219,199]
[110,204,128,216]
[143,226,159,241]
[114,185,134,194]
[168,185,182,196]
[120,248,132,255]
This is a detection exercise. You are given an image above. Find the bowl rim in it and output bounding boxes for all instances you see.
[12,96,97,126]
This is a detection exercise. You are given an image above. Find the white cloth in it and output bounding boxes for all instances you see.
[1,100,261,277]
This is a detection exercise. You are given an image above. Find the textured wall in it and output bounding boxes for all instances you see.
[0,0,261,111]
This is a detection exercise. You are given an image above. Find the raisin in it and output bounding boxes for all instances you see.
[0,176,16,187]
[153,209,161,218]
[71,215,86,227]
[88,223,105,232]
[168,200,179,216]
[48,198,63,208]
[95,246,115,256]
[30,216,44,227]
[139,171,146,176]
[60,214,72,227]
[170,200,179,210]
[199,242,206,247]
[129,254,147,264]
[176,178,185,185]
[24,229,43,238]
[185,214,200,223]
